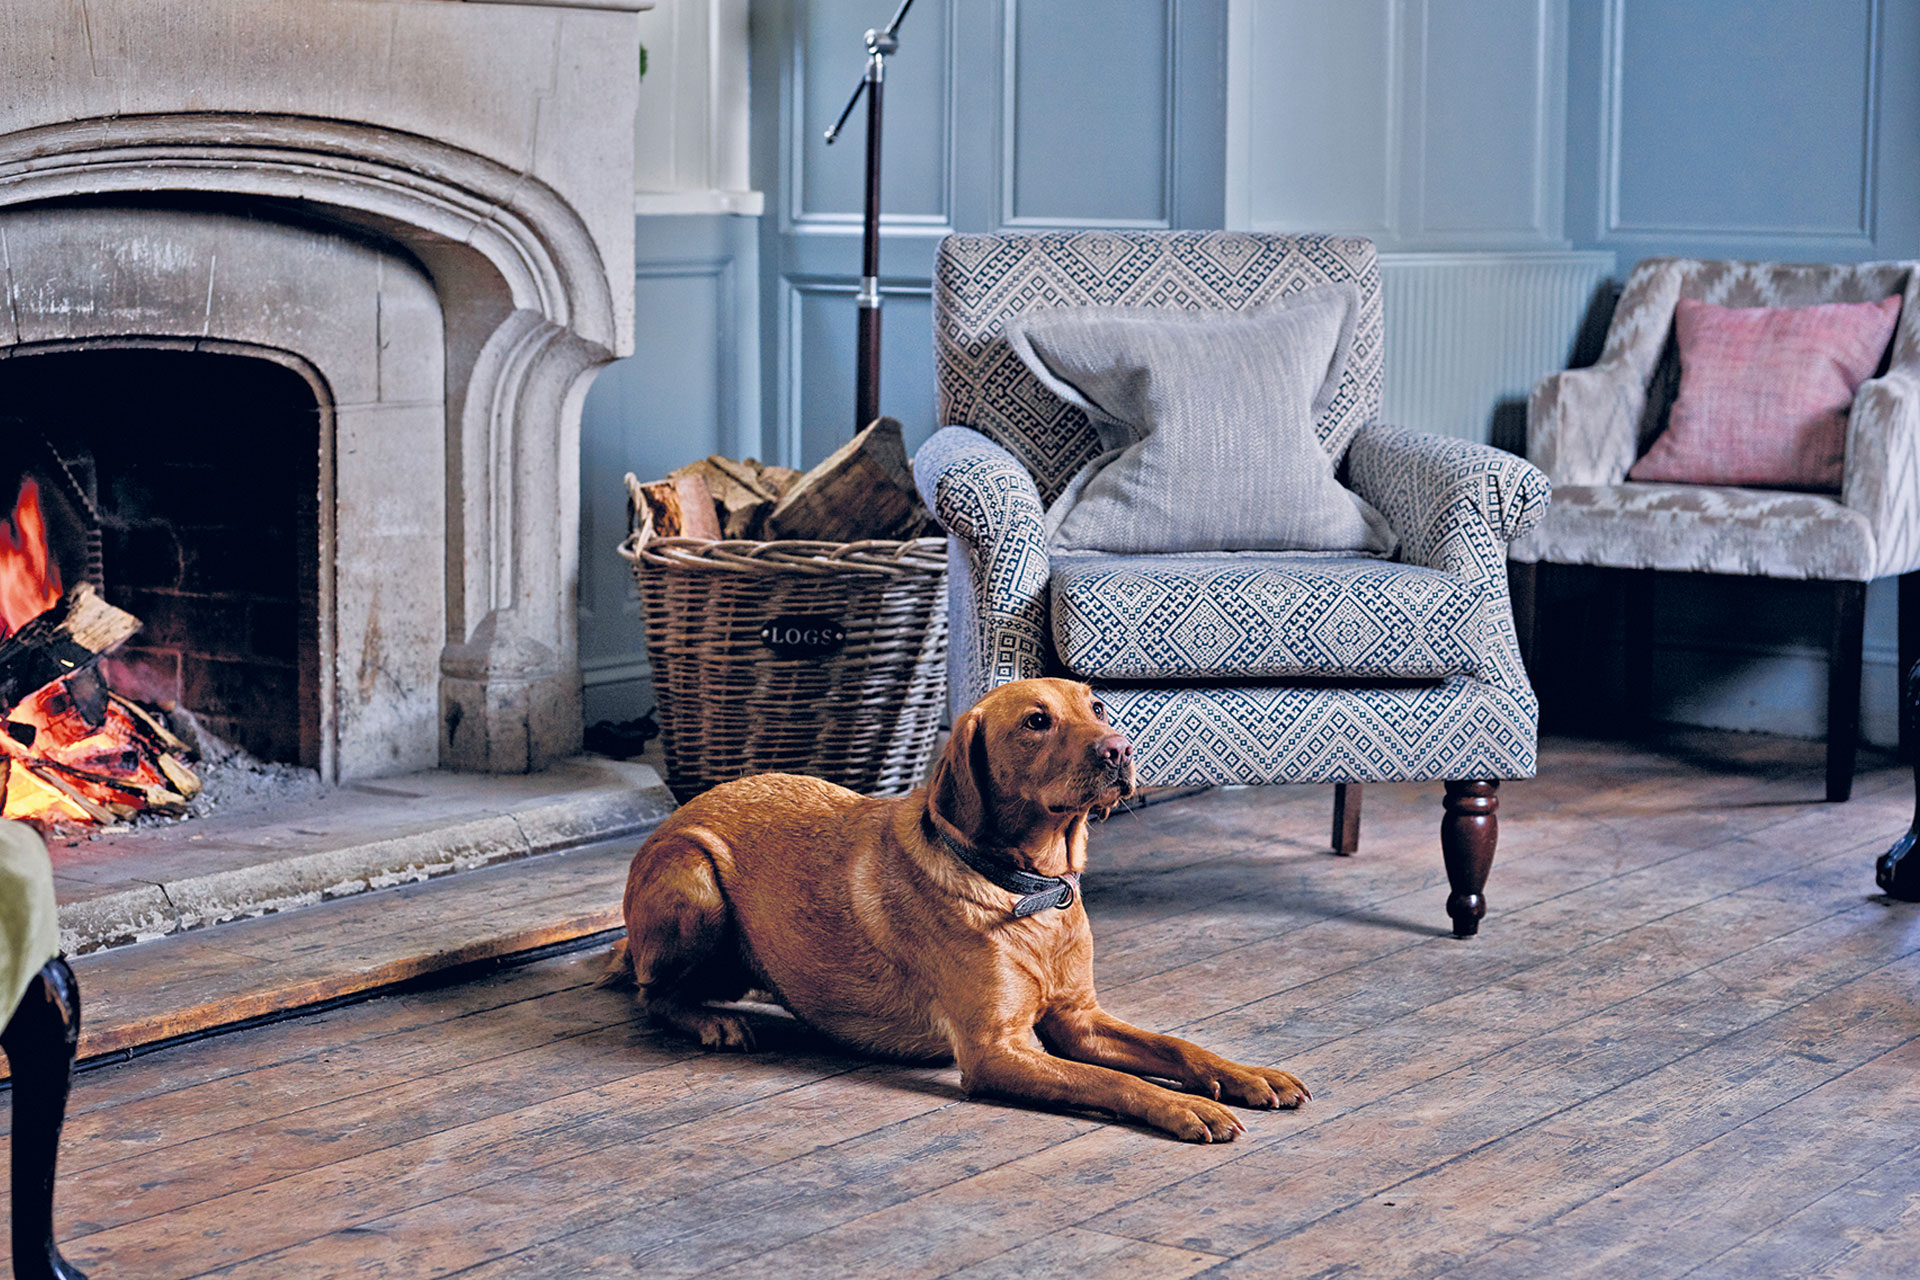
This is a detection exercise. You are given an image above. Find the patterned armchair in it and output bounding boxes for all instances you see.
[914,232,1551,937]
[1511,258,1920,802]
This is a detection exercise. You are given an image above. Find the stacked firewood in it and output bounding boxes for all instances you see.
[631,417,936,544]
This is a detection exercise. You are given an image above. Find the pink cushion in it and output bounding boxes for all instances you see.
[1628,294,1902,491]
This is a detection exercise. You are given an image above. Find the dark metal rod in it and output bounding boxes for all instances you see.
[823,0,916,144]
[856,50,885,430]
[823,0,915,436]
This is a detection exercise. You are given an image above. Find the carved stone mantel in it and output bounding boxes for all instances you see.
[0,0,647,777]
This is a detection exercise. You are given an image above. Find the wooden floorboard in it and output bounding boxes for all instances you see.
[51,834,637,1065]
[4,732,1917,1279]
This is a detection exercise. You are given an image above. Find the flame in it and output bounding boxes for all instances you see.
[1,478,63,638]
[0,476,197,826]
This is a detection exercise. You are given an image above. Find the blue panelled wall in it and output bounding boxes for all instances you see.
[579,0,1920,748]
[581,0,1227,721]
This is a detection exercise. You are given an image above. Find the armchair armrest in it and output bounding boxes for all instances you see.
[1527,363,1644,486]
[1348,426,1548,703]
[1347,426,1552,574]
[1843,369,1920,579]
[913,427,1053,709]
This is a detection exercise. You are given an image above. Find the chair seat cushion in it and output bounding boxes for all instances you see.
[1051,552,1483,681]
[1508,483,1877,581]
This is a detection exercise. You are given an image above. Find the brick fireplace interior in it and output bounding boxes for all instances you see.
[1,349,322,768]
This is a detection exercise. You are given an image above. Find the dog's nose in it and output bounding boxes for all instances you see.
[1094,733,1132,767]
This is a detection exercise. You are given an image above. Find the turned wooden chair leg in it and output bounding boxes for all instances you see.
[3,957,89,1280]
[1441,780,1499,938]
[1827,581,1867,803]
[1877,660,1920,901]
[1331,782,1361,855]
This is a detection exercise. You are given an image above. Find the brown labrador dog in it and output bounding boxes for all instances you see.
[605,677,1307,1141]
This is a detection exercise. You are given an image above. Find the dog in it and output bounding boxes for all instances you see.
[604,677,1307,1142]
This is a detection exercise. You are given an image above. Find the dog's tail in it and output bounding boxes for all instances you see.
[594,936,637,990]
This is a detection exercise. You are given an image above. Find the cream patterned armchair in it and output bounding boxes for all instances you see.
[1511,258,1920,801]
[914,231,1551,937]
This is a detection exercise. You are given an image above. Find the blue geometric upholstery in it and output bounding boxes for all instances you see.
[917,231,1551,787]
[1052,554,1482,681]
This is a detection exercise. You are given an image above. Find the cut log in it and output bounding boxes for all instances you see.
[672,457,778,540]
[632,473,722,542]
[109,692,193,756]
[24,761,115,824]
[748,459,802,500]
[0,584,141,715]
[767,417,929,542]
[158,753,204,801]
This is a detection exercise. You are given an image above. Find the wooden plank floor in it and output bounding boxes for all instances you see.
[5,730,1919,1279]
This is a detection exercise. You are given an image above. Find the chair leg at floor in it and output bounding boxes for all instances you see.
[1331,783,1361,855]
[1877,660,1920,901]
[2,957,89,1280]
[1441,780,1500,938]
[1828,581,1867,803]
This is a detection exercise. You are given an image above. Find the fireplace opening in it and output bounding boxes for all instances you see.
[0,347,323,778]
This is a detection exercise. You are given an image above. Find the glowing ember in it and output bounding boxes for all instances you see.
[0,478,62,638]
[0,476,200,827]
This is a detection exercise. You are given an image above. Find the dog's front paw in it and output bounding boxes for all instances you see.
[649,1005,758,1052]
[1149,1095,1245,1144]
[1212,1065,1308,1110]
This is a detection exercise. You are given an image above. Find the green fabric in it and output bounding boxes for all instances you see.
[1,819,61,1025]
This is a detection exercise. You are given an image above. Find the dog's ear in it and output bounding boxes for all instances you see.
[929,707,994,844]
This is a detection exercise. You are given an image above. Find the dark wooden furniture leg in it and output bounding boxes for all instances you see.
[1827,581,1867,803]
[1622,569,1657,735]
[1508,559,1540,675]
[2,957,89,1280]
[1876,660,1920,901]
[1331,783,1361,856]
[1900,572,1920,763]
[1441,780,1499,938]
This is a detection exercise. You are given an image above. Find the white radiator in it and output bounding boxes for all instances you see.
[1378,251,1617,444]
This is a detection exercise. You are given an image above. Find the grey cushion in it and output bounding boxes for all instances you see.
[1051,552,1482,681]
[1509,482,1877,581]
[1006,286,1397,556]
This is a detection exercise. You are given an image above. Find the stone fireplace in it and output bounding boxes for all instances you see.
[0,0,647,783]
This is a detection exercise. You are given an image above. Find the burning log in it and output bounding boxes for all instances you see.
[0,583,140,715]
[0,583,201,827]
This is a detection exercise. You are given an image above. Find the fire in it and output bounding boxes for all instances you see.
[1,475,200,826]
[0,478,62,637]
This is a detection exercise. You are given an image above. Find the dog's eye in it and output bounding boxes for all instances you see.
[1090,699,1107,722]
[1025,710,1052,732]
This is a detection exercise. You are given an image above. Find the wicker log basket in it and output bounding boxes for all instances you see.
[619,472,948,802]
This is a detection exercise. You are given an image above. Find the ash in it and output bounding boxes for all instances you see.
[50,707,328,840]
[149,707,327,824]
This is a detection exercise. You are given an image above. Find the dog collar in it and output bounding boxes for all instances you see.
[931,825,1079,918]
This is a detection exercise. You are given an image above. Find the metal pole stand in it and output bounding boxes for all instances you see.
[824,1,914,436]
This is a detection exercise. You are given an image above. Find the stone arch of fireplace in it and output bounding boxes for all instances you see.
[0,112,625,776]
